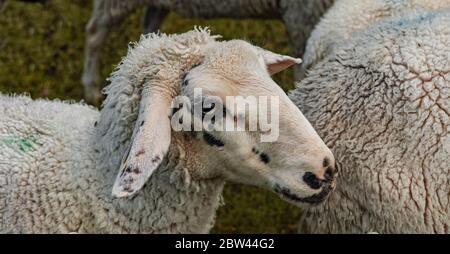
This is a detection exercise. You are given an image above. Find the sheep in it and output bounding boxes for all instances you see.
[289,0,450,233]
[82,0,335,104]
[299,0,450,77]
[0,28,337,233]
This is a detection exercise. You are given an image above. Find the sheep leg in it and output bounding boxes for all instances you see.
[142,6,168,34]
[82,1,139,105]
[0,0,5,12]
[282,0,335,80]
[82,16,109,105]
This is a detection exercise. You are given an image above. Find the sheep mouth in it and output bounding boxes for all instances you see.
[274,183,334,205]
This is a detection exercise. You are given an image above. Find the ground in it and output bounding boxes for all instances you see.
[0,0,301,233]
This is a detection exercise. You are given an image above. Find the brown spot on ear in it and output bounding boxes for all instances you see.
[122,185,133,192]
[120,166,132,177]
[152,155,161,163]
[135,149,145,157]
[133,167,141,174]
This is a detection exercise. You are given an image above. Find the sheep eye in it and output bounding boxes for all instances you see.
[202,102,215,115]
[198,98,227,123]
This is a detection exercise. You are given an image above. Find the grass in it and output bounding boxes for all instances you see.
[0,0,302,233]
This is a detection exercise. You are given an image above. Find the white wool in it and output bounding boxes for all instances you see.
[0,27,334,233]
[0,29,225,233]
[291,0,450,233]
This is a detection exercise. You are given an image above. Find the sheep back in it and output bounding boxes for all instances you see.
[0,94,98,233]
[291,10,450,233]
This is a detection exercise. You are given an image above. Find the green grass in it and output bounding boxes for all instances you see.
[0,0,301,233]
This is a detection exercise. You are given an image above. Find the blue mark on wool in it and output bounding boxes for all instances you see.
[1,134,41,153]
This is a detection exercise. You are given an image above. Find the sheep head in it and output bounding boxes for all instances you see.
[110,34,337,206]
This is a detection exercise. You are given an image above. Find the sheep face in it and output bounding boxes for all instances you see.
[170,40,338,206]
[111,39,337,206]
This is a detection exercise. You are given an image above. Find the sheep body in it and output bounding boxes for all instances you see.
[0,96,99,232]
[290,1,450,233]
[300,0,450,75]
[0,29,225,233]
[1,28,333,233]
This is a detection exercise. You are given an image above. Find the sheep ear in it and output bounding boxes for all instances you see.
[257,47,302,75]
[111,92,172,198]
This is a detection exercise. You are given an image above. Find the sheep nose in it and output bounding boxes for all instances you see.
[303,172,323,189]
[303,157,337,190]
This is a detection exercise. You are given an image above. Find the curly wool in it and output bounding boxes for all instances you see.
[290,2,450,233]
[0,29,226,233]
[300,0,450,76]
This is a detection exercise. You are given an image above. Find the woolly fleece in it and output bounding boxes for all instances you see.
[291,1,450,233]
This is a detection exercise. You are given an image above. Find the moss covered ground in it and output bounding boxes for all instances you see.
[0,0,301,233]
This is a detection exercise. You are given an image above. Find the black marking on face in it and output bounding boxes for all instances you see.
[140,121,145,126]
[94,121,98,127]
[259,152,270,164]
[323,157,330,168]
[202,100,215,117]
[201,100,216,125]
[274,183,333,205]
[182,77,189,87]
[203,132,224,147]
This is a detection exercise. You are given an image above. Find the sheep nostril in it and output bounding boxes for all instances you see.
[323,157,331,168]
[303,172,322,190]
[324,168,334,181]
